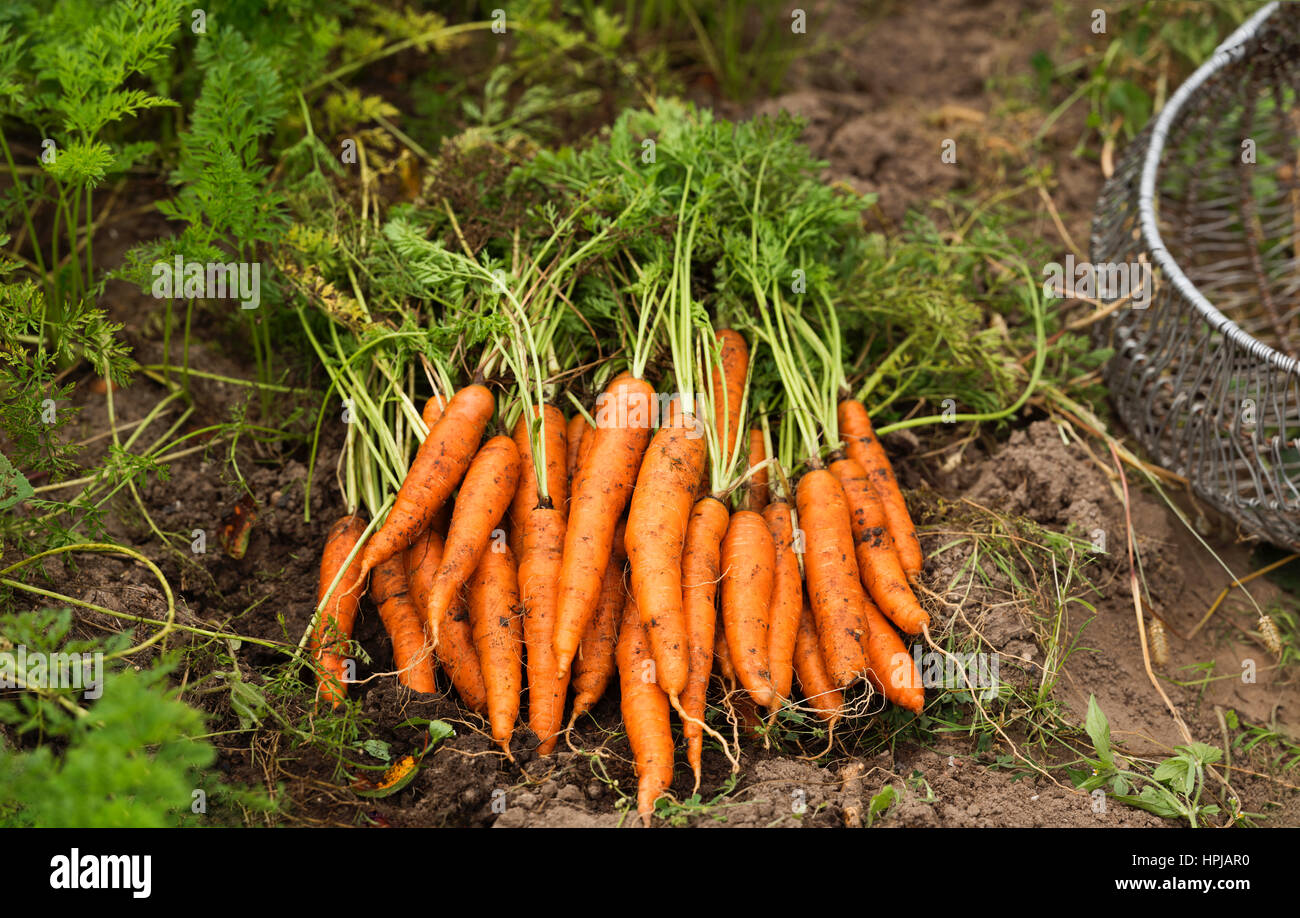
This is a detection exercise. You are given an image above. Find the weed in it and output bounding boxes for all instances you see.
[653,771,741,826]
[1030,1,1260,157]
[1074,695,1225,827]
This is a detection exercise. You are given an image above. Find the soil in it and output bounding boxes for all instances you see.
[7,0,1298,828]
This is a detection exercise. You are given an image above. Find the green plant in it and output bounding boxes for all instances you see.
[1226,708,1300,774]
[596,0,806,100]
[864,784,898,827]
[0,0,188,342]
[0,607,217,827]
[1074,695,1223,827]
[652,772,741,825]
[117,24,290,409]
[0,240,131,480]
[1033,0,1262,156]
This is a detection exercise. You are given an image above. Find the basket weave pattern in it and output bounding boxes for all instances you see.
[1091,1,1300,550]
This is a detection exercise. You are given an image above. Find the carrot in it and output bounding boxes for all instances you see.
[732,691,766,735]
[611,514,627,560]
[361,383,494,576]
[679,496,728,787]
[510,404,568,560]
[793,599,844,724]
[576,423,595,476]
[762,500,802,708]
[468,542,524,757]
[519,505,569,754]
[858,596,925,714]
[838,398,923,580]
[831,455,930,634]
[616,593,674,825]
[423,435,522,646]
[710,329,748,463]
[720,509,776,708]
[404,525,444,638]
[563,418,595,521]
[553,372,655,677]
[795,468,869,686]
[421,392,448,430]
[406,528,487,714]
[566,413,591,483]
[625,398,706,702]
[569,555,626,723]
[430,497,453,538]
[308,514,368,707]
[370,554,437,693]
[713,609,737,684]
[746,428,769,511]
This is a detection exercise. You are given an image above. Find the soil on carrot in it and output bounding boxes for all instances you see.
[15,0,1298,828]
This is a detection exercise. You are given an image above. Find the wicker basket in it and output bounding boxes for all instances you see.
[1091,0,1300,550]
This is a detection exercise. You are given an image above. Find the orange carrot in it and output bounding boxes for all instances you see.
[468,543,524,757]
[714,610,737,684]
[793,599,844,724]
[746,429,769,511]
[616,594,674,825]
[720,509,776,708]
[576,423,595,477]
[762,500,802,708]
[421,392,448,431]
[553,373,655,677]
[430,497,453,538]
[566,414,591,483]
[309,514,368,707]
[831,455,930,635]
[795,468,869,687]
[519,505,569,754]
[679,496,728,786]
[370,555,437,693]
[712,620,763,740]
[570,555,626,722]
[710,329,748,463]
[838,399,922,580]
[361,383,494,576]
[625,398,707,702]
[564,417,595,521]
[510,404,569,560]
[611,514,627,560]
[732,692,766,735]
[858,597,925,714]
[712,628,763,736]
[423,435,521,646]
[406,528,487,714]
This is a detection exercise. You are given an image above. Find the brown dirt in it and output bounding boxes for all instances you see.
[746,0,1098,240]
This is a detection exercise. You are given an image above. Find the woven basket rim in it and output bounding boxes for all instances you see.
[1138,0,1300,376]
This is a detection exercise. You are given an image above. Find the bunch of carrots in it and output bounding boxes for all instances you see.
[297,104,937,825]
[303,309,930,827]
